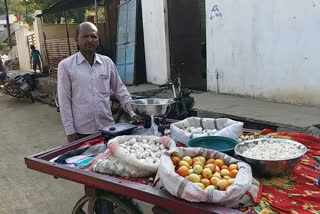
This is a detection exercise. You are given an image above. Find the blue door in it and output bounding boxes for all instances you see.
[116,0,137,85]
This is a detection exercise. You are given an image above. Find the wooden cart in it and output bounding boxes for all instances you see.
[25,133,246,214]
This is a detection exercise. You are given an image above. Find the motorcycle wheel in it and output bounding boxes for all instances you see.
[4,85,23,98]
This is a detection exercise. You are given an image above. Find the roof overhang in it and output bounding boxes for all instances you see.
[37,0,104,17]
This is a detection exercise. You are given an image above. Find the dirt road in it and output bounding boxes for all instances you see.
[0,92,83,214]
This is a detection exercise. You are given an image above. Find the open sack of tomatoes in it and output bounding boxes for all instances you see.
[155,147,262,208]
[170,117,243,144]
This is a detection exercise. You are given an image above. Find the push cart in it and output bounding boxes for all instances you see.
[25,133,245,214]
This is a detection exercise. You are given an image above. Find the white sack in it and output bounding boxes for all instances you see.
[170,117,243,144]
[155,147,261,208]
[90,135,176,177]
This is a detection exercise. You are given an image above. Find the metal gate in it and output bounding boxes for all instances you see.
[116,0,137,85]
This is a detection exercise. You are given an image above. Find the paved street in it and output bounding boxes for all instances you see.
[0,91,154,214]
[0,84,319,214]
[0,91,82,214]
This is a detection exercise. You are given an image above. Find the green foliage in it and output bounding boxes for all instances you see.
[42,7,87,24]
[0,43,8,54]
[0,43,8,50]
[0,5,5,14]
[0,0,92,25]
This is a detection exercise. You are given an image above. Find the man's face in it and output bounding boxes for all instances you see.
[76,26,99,54]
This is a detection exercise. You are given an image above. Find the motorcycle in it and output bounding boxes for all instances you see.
[3,72,37,103]
[0,71,13,86]
[112,63,196,123]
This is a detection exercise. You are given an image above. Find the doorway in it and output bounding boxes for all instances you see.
[116,0,146,85]
[167,0,207,90]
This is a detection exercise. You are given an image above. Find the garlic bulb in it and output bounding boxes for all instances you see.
[155,151,162,158]
[132,143,140,150]
[148,140,155,146]
[128,138,136,145]
[184,126,218,136]
[150,146,158,152]
[116,137,171,163]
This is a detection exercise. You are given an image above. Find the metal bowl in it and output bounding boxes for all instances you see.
[131,98,175,117]
[234,138,307,177]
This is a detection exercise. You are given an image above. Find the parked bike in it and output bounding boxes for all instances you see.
[0,71,13,87]
[157,62,195,120]
[3,72,37,103]
[112,64,196,123]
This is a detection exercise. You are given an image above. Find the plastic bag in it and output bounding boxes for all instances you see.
[135,115,161,136]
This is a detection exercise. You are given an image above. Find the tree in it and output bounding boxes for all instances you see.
[0,0,38,25]
[35,0,91,24]
[0,0,91,25]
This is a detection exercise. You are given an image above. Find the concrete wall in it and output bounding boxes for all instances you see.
[141,0,170,85]
[34,17,48,71]
[15,27,31,71]
[8,46,18,59]
[206,0,320,106]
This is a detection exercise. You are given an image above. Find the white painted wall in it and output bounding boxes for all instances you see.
[15,27,31,71]
[33,15,48,69]
[141,0,170,85]
[206,0,320,106]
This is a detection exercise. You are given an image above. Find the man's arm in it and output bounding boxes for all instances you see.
[57,62,78,141]
[109,62,137,119]
[1,60,6,72]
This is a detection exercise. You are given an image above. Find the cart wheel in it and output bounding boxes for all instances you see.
[72,196,89,214]
[72,193,142,214]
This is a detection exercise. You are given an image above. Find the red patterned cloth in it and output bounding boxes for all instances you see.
[78,137,104,149]
[242,130,320,214]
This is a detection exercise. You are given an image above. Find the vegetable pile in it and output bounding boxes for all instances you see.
[171,155,238,191]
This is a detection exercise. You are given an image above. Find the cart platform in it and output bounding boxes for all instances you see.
[25,133,244,214]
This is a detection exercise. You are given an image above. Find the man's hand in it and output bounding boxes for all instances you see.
[67,133,80,142]
[131,114,143,123]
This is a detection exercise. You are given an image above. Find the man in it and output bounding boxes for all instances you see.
[30,45,42,73]
[0,55,6,72]
[58,22,140,142]
[0,56,6,85]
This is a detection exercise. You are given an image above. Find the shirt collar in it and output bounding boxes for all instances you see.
[76,52,103,65]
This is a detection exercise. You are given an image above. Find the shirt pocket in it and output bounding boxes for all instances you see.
[96,73,111,94]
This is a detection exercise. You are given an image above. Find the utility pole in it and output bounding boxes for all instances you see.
[95,0,98,27]
[4,0,12,48]
[26,0,28,24]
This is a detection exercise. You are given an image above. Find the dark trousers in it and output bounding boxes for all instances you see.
[33,61,41,72]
